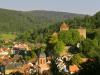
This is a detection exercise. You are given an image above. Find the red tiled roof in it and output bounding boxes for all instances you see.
[69,64,79,73]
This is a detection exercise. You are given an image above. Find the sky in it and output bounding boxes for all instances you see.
[0,0,100,15]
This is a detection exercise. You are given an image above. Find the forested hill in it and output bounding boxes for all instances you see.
[0,8,85,33]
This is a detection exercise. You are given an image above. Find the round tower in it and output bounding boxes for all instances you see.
[77,27,86,39]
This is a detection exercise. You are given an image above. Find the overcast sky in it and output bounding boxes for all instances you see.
[0,0,100,15]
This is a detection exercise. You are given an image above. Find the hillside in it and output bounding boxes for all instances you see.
[0,8,85,33]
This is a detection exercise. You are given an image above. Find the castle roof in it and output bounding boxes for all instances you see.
[60,22,69,29]
[52,32,58,36]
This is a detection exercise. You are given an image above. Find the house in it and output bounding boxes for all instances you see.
[69,64,79,74]
[12,43,31,54]
[0,48,10,56]
[13,43,31,50]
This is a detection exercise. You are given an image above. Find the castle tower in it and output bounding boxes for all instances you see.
[77,27,86,39]
[60,22,69,31]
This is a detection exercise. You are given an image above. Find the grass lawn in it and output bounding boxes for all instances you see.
[0,33,16,40]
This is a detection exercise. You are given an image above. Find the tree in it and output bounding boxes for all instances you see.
[79,39,96,54]
[80,39,93,52]
[71,54,83,66]
[83,15,95,28]
[54,41,65,56]
[79,57,100,75]
[95,29,100,46]
[92,39,98,48]
[16,31,32,42]
[58,29,81,46]
[49,34,58,45]
[94,11,100,28]
[58,31,69,44]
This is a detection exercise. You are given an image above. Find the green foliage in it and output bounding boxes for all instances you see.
[87,50,99,58]
[0,8,83,33]
[58,31,69,44]
[92,39,98,48]
[49,34,58,45]
[25,56,31,61]
[58,29,80,45]
[0,8,100,33]
[80,39,96,53]
[40,44,47,52]
[31,50,36,58]
[79,36,100,58]
[85,46,100,59]
[54,41,65,56]
[16,32,31,42]
[71,54,83,66]
[93,11,100,28]
[94,29,100,46]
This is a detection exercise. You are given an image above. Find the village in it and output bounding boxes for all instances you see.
[0,22,96,75]
[0,0,100,75]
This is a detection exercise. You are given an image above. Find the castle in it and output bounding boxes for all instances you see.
[60,22,86,39]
